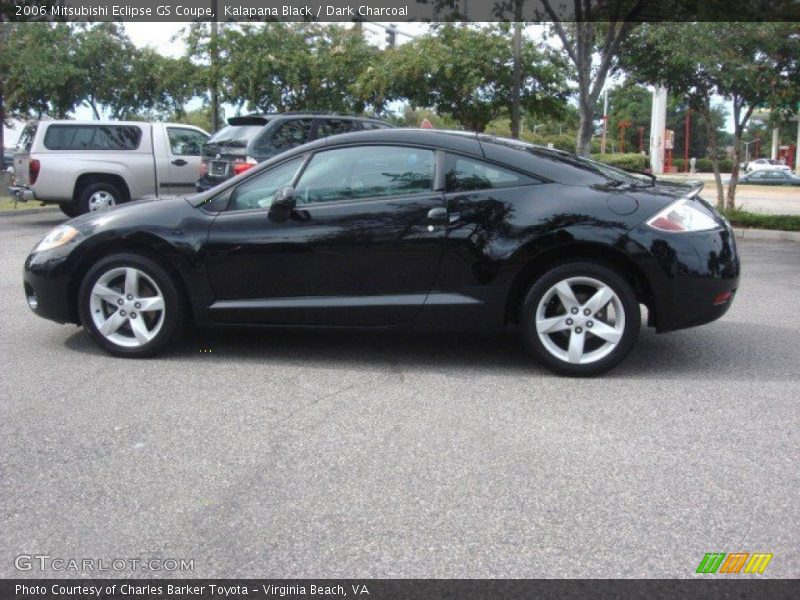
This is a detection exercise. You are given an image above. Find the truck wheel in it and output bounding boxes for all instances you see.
[78,182,123,214]
[59,202,80,218]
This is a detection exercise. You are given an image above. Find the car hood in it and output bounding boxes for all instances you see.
[68,196,192,237]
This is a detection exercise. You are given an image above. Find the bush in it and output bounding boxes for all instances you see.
[591,153,648,171]
[721,209,800,231]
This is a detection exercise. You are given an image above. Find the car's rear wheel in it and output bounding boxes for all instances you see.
[78,253,185,357]
[521,262,640,376]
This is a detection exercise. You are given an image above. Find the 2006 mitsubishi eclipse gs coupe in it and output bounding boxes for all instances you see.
[23,129,740,376]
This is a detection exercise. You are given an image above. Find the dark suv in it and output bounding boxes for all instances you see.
[196,113,392,191]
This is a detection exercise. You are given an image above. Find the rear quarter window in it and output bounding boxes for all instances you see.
[16,122,38,153]
[43,125,142,150]
[445,154,540,192]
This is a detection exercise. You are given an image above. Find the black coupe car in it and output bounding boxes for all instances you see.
[23,129,739,375]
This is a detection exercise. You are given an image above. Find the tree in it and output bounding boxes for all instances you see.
[361,24,569,132]
[71,24,141,119]
[622,23,800,209]
[206,23,382,115]
[540,0,649,156]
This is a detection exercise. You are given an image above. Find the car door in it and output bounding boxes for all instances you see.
[166,127,209,194]
[204,144,448,326]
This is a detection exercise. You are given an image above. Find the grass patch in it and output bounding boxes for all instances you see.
[721,209,800,232]
[0,197,54,212]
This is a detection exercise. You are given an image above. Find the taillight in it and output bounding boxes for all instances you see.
[646,198,718,233]
[199,160,208,177]
[232,156,257,176]
[29,159,40,185]
[713,290,732,305]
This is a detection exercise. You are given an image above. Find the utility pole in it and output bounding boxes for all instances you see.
[510,19,522,139]
[0,23,8,171]
[684,109,691,173]
[210,0,220,133]
[385,24,397,48]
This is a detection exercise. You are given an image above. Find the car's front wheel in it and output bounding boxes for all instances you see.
[521,262,641,376]
[78,253,185,357]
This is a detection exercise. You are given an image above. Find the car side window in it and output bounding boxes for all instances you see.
[445,154,539,192]
[749,171,766,180]
[229,158,304,211]
[294,146,434,204]
[262,119,313,153]
[314,119,362,140]
[362,121,390,130]
[167,128,207,156]
[43,125,141,150]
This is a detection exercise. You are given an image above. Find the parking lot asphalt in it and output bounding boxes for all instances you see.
[1,212,798,579]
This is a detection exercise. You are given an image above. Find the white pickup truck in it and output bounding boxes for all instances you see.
[8,120,209,217]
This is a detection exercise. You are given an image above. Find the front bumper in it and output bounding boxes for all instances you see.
[23,251,77,325]
[8,185,36,202]
[628,221,740,333]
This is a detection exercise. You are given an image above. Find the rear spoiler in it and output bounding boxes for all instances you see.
[227,116,271,126]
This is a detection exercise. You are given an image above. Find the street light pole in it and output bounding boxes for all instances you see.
[684,109,691,173]
[210,0,220,133]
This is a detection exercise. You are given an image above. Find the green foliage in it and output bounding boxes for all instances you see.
[621,22,800,208]
[721,209,800,232]
[672,158,733,172]
[2,23,200,122]
[591,153,648,171]
[359,24,570,132]
[203,23,381,115]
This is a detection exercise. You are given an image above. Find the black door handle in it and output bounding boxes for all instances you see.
[427,207,448,222]
[171,159,188,166]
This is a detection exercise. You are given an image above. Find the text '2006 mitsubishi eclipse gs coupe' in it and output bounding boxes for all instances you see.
[23,129,739,376]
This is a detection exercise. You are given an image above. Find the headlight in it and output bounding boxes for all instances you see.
[33,225,82,253]
[646,198,718,233]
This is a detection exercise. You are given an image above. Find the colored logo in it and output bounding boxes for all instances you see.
[696,552,773,574]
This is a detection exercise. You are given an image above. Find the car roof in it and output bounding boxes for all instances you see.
[31,120,203,129]
[227,113,391,127]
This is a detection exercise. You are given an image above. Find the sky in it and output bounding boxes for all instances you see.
[4,22,736,147]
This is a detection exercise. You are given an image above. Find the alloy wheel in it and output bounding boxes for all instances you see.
[535,276,626,365]
[89,267,165,348]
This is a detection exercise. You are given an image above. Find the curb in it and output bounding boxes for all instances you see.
[0,206,60,218]
[734,228,800,244]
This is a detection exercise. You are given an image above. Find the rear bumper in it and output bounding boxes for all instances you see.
[8,185,36,202]
[628,222,740,333]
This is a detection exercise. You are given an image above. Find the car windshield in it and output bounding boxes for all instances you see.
[207,125,265,148]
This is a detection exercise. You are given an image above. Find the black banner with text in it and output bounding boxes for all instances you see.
[2,0,800,22]
[2,579,800,600]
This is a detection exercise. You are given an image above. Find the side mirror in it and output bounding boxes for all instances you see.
[268,186,296,222]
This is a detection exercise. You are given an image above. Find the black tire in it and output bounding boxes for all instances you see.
[78,253,186,358]
[77,181,123,215]
[520,261,641,377]
[59,202,80,218]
